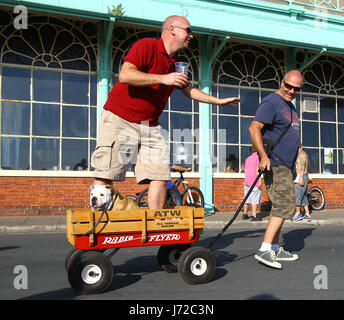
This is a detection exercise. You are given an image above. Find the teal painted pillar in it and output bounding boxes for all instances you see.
[199,79,214,213]
[285,47,298,109]
[199,35,229,213]
[97,19,115,122]
[286,47,297,73]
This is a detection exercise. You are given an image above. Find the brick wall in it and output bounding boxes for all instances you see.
[214,178,269,212]
[0,176,343,216]
[214,178,344,211]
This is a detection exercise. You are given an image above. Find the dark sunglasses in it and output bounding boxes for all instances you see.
[174,26,193,35]
[284,80,302,92]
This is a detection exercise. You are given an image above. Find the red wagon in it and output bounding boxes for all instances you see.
[65,206,215,294]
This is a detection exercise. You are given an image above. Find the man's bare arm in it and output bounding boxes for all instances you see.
[297,150,308,185]
[119,62,189,88]
[182,85,240,106]
[298,150,308,173]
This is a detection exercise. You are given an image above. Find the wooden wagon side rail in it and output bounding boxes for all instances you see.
[66,206,205,247]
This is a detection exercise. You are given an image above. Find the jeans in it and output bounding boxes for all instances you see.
[168,185,182,206]
[294,173,309,207]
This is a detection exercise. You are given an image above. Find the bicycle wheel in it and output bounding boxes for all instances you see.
[137,188,174,208]
[167,186,182,206]
[136,188,149,207]
[308,186,325,210]
[181,186,204,208]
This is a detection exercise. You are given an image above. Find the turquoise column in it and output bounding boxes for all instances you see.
[199,78,214,213]
[285,47,298,109]
[199,35,229,213]
[285,47,297,73]
[97,19,115,123]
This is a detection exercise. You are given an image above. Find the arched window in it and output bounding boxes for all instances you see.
[0,9,98,171]
[298,54,344,174]
[212,42,285,173]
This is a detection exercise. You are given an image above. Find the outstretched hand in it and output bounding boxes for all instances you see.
[217,97,240,107]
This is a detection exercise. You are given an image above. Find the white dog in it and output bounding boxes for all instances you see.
[90,184,139,211]
[90,185,114,211]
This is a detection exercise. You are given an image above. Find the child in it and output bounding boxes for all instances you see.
[243,145,262,221]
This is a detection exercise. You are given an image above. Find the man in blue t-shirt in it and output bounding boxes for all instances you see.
[249,70,302,270]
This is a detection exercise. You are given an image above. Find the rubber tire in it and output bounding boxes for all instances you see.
[67,251,114,295]
[157,244,192,273]
[181,186,205,208]
[65,249,108,271]
[178,246,216,285]
[309,187,325,210]
[65,248,84,271]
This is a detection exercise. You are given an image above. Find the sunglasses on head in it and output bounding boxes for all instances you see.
[283,80,302,92]
[174,26,193,35]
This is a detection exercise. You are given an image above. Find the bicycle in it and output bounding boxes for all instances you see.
[307,183,325,211]
[135,165,205,208]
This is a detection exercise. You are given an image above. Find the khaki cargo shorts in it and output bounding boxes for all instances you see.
[91,110,171,184]
[264,166,295,220]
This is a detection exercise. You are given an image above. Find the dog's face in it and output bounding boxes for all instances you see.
[90,185,113,211]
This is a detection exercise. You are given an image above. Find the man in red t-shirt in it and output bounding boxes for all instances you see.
[91,15,240,210]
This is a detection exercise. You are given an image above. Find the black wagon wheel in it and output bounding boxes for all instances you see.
[178,246,216,285]
[65,249,107,271]
[65,248,84,271]
[157,244,192,273]
[67,250,114,295]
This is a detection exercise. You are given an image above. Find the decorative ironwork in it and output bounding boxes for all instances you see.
[0,9,98,71]
[300,54,344,95]
[213,42,285,89]
[0,9,98,171]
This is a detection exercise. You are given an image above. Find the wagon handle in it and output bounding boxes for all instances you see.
[85,208,107,236]
[207,169,264,250]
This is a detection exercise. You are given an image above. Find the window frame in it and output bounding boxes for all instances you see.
[0,63,97,175]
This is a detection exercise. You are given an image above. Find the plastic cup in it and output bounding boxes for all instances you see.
[175,62,189,75]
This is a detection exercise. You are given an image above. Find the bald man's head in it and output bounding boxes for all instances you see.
[278,70,303,102]
[160,15,193,55]
[161,15,189,33]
